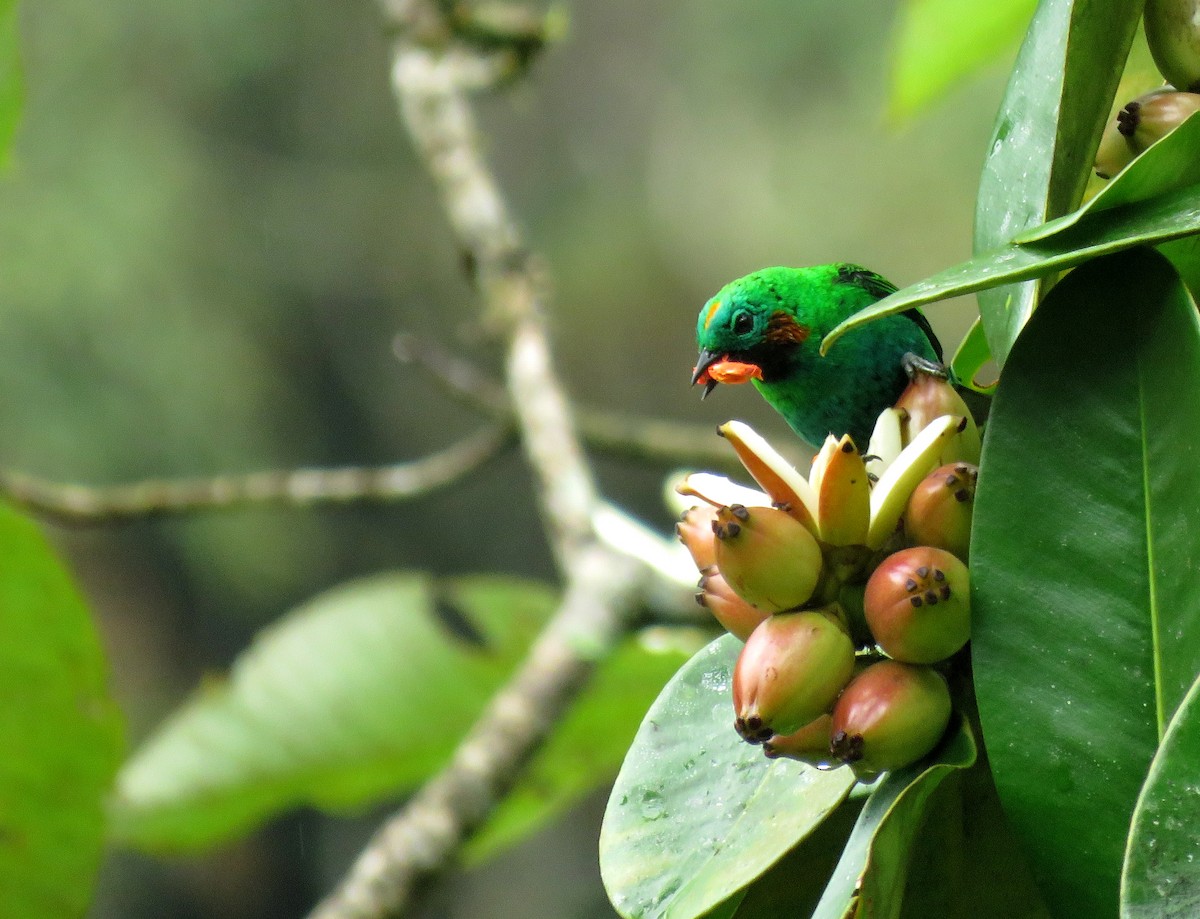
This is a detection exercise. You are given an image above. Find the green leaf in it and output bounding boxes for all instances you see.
[0,0,20,165]
[112,575,548,849]
[599,634,856,919]
[973,0,1143,364]
[949,316,998,395]
[1122,673,1200,919]
[811,718,976,919]
[971,248,1200,918]
[1017,111,1200,244]
[463,631,693,864]
[0,502,123,917]
[889,0,1036,121]
[1160,233,1200,300]
[822,181,1200,355]
[929,756,1050,919]
[114,572,684,858]
[725,796,865,918]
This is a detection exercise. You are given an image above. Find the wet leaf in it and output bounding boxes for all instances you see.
[971,249,1200,917]
[600,635,856,919]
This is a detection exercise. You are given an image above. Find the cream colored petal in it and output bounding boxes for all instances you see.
[807,434,841,495]
[717,421,820,535]
[867,414,960,549]
[865,408,904,483]
[671,471,772,512]
[937,414,982,466]
[816,434,870,546]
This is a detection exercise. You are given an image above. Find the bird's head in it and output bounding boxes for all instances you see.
[691,267,819,397]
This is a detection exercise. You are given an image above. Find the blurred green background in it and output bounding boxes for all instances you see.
[0,0,1010,915]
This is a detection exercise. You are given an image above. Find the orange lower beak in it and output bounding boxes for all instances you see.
[707,360,764,385]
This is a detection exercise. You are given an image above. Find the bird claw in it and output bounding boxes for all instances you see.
[902,352,949,381]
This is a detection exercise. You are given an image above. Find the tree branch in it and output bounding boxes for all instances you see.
[308,546,645,919]
[308,6,659,916]
[0,426,510,525]
[395,333,744,470]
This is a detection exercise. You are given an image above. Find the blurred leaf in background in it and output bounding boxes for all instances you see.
[889,0,1035,122]
[0,503,123,917]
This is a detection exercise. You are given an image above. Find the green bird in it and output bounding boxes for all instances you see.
[691,264,943,448]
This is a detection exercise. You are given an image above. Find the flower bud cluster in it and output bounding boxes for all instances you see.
[675,369,976,779]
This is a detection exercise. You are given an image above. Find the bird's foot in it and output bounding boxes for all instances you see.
[902,352,949,381]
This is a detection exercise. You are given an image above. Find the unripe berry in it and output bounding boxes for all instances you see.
[762,714,836,769]
[830,660,951,778]
[893,371,981,465]
[732,609,855,742]
[713,504,823,612]
[1116,90,1200,151]
[1146,0,1200,91]
[1094,109,1139,180]
[864,546,970,664]
[903,463,977,562]
[676,505,720,571]
[695,567,771,641]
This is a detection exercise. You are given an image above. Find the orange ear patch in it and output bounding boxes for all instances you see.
[703,300,722,330]
[766,311,810,346]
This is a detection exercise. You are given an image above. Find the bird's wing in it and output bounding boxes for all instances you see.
[901,307,944,362]
[834,264,944,362]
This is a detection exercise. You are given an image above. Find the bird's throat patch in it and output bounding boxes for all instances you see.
[765,311,810,346]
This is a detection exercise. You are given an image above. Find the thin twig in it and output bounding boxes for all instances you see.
[309,547,644,919]
[388,37,599,569]
[308,7,653,917]
[395,333,744,470]
[0,426,510,525]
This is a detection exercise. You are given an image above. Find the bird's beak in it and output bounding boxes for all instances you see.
[691,348,721,398]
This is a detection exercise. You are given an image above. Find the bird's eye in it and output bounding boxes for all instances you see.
[732,312,753,334]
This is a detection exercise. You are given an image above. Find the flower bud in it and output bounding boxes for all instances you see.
[695,567,771,641]
[1146,0,1200,92]
[903,463,977,562]
[713,504,823,612]
[762,714,837,769]
[676,505,719,571]
[863,546,971,664]
[830,660,951,778]
[894,371,981,465]
[1116,90,1200,152]
[733,609,855,742]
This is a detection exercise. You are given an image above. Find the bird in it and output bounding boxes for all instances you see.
[691,264,943,448]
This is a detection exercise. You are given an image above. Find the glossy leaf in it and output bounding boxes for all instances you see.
[971,249,1200,918]
[599,634,856,919]
[889,0,1036,121]
[973,0,1143,364]
[113,573,682,858]
[949,316,998,394]
[822,181,1200,354]
[0,502,123,917]
[1017,111,1200,244]
[924,756,1051,919]
[1160,233,1200,299]
[725,796,865,918]
[1122,672,1200,919]
[811,718,976,919]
